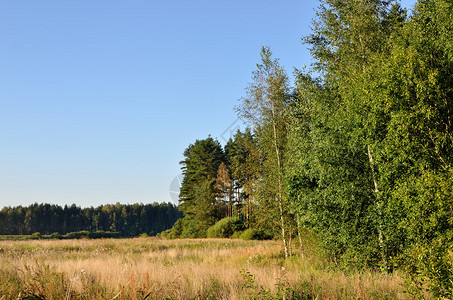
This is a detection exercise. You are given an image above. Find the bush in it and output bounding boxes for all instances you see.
[31,232,42,240]
[63,231,120,239]
[206,217,244,238]
[240,228,272,240]
[78,231,90,239]
[50,232,62,239]
[89,231,112,239]
[230,231,243,239]
[158,229,172,239]
[167,219,184,239]
[180,220,207,238]
[64,232,82,239]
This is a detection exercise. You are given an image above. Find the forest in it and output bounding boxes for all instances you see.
[163,0,453,297]
[0,202,181,237]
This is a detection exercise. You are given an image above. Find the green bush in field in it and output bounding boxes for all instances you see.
[50,232,62,239]
[239,228,272,240]
[79,231,90,238]
[166,219,184,239]
[64,232,81,239]
[230,231,243,239]
[31,232,41,240]
[180,220,207,238]
[88,231,114,239]
[64,231,89,239]
[158,229,171,238]
[206,217,244,238]
[63,231,120,239]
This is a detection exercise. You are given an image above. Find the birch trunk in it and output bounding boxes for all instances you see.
[367,145,386,269]
[272,102,289,258]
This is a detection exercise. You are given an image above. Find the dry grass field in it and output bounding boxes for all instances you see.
[0,238,411,299]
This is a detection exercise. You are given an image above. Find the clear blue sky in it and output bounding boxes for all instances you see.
[0,0,416,208]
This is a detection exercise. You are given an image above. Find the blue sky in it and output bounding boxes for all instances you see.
[0,0,417,208]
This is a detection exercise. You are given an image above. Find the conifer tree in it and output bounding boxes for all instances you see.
[215,162,233,217]
[225,129,261,225]
[177,137,226,237]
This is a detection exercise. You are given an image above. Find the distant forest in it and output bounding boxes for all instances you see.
[0,202,181,236]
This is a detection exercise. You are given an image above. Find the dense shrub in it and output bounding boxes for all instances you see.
[239,228,272,240]
[50,232,62,239]
[158,229,172,239]
[31,232,41,240]
[180,220,207,238]
[230,231,243,239]
[166,219,184,239]
[88,231,120,239]
[63,231,119,239]
[64,231,83,239]
[206,217,244,238]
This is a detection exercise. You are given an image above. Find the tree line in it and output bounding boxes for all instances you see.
[167,0,453,296]
[0,202,181,237]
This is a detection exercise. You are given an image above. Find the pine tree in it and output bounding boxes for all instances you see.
[215,162,233,217]
[177,137,226,238]
[225,129,262,225]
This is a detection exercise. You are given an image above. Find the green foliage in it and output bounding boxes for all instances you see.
[225,128,261,227]
[63,231,84,239]
[240,269,271,299]
[389,170,453,296]
[160,1,453,297]
[236,46,294,257]
[239,269,296,300]
[206,217,244,238]
[50,232,62,240]
[374,0,453,292]
[180,219,207,239]
[402,240,453,299]
[62,231,120,239]
[240,228,272,241]
[31,232,41,240]
[177,137,226,237]
[230,231,243,239]
[166,219,184,239]
[288,0,406,267]
[0,202,181,237]
[157,229,171,239]
[286,0,453,295]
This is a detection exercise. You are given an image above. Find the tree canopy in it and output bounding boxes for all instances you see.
[167,0,453,296]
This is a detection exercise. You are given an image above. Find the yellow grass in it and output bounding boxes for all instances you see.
[0,238,411,299]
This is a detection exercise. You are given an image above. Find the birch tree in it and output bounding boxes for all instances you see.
[288,0,406,266]
[237,46,292,258]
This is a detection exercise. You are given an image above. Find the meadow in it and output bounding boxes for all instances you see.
[0,238,412,299]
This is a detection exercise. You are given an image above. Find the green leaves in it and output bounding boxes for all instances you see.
[169,2,453,294]
[237,46,294,257]
[290,0,453,294]
[289,0,403,266]
[177,137,226,238]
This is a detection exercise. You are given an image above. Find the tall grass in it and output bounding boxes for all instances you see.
[0,238,412,299]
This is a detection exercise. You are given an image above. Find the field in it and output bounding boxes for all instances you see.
[0,238,411,299]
